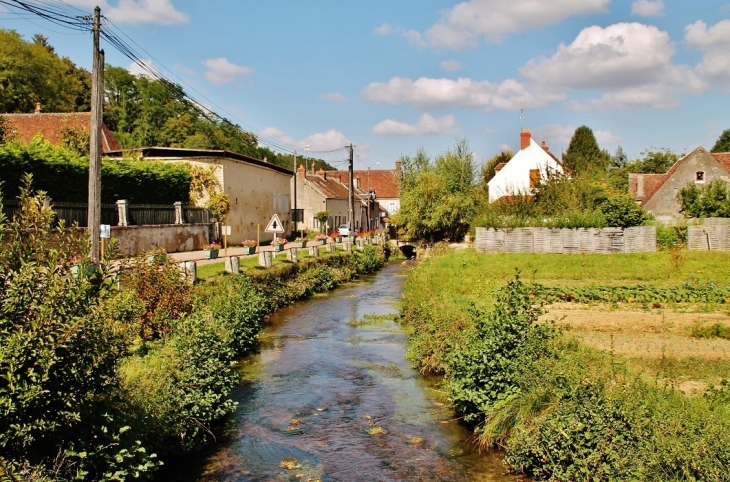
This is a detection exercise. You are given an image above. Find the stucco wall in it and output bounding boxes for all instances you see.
[110,224,211,256]
[487,139,563,202]
[644,148,730,219]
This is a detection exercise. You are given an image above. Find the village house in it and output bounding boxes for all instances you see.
[293,163,375,235]
[487,128,563,203]
[629,146,730,223]
[1,106,121,152]
[106,147,292,245]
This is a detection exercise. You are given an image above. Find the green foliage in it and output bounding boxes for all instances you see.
[599,194,651,228]
[0,29,91,113]
[0,176,157,479]
[679,179,730,218]
[608,148,680,194]
[656,223,688,250]
[314,211,330,232]
[0,139,192,203]
[691,321,730,340]
[395,139,478,242]
[561,125,611,178]
[711,129,730,153]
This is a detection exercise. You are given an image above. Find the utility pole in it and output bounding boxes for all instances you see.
[348,144,354,234]
[292,150,297,235]
[88,6,104,262]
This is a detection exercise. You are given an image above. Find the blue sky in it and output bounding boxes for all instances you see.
[2,0,730,169]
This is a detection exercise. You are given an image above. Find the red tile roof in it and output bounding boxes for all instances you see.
[326,168,400,198]
[712,152,730,172]
[301,172,352,199]
[1,112,122,153]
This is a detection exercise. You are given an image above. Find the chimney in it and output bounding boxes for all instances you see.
[311,161,316,175]
[520,128,531,150]
[34,102,41,114]
[263,156,268,163]
[636,174,644,200]
[297,164,305,180]
[541,140,549,152]
[318,167,325,178]
[355,177,361,189]
[395,160,401,173]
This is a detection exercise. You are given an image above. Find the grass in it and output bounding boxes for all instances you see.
[406,248,730,390]
[196,248,345,280]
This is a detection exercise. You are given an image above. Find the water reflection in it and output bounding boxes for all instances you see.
[195,263,520,481]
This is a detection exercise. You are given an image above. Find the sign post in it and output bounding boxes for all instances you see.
[265,214,285,243]
[100,224,110,260]
[222,225,231,256]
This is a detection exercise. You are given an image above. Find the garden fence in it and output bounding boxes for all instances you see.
[475,226,656,254]
[687,225,730,251]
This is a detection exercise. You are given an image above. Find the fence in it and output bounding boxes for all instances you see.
[475,226,656,254]
[1,200,209,227]
[687,225,730,251]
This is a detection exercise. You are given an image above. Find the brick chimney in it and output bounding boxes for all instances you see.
[541,140,549,152]
[34,102,41,114]
[311,161,316,174]
[297,164,305,179]
[318,167,325,179]
[520,128,531,150]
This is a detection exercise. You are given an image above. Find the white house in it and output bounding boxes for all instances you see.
[487,128,563,203]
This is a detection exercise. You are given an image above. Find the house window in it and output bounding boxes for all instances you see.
[529,169,540,189]
[696,171,705,183]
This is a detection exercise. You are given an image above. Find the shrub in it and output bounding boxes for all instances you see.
[599,194,651,227]
[656,223,688,250]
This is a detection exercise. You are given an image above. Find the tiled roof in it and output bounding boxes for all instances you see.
[302,173,352,200]
[325,169,400,198]
[711,152,730,172]
[1,112,122,153]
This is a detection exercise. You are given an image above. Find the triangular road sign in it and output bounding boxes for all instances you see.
[265,213,285,233]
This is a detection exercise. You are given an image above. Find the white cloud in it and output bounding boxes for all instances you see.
[373,23,393,36]
[631,0,664,17]
[261,127,352,153]
[260,127,296,147]
[372,114,458,136]
[440,60,463,72]
[499,143,513,152]
[66,0,188,25]
[202,58,253,85]
[320,93,347,102]
[407,0,609,50]
[128,58,154,77]
[686,19,730,87]
[521,23,706,110]
[361,76,565,112]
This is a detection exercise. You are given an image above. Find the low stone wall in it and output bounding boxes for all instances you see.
[111,223,212,256]
[475,226,656,254]
[687,225,730,251]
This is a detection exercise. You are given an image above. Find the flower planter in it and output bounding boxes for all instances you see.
[147,253,167,264]
[242,246,255,255]
[334,236,342,243]
[204,249,219,259]
[319,239,327,245]
[296,241,307,248]
[273,244,285,252]
[71,263,97,277]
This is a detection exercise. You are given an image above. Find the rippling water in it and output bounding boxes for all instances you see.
[192,262,521,482]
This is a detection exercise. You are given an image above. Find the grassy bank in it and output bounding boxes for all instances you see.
[400,248,730,480]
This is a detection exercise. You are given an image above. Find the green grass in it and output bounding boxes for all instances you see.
[196,248,347,280]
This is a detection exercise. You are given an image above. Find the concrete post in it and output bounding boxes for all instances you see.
[258,251,272,268]
[327,242,336,253]
[174,201,183,224]
[308,246,320,257]
[224,256,240,274]
[343,241,352,251]
[116,199,129,226]
[179,261,196,284]
[286,248,298,262]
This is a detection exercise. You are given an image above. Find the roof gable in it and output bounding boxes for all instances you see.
[487,138,563,201]
[2,112,122,153]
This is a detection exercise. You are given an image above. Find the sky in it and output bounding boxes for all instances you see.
[2,0,730,170]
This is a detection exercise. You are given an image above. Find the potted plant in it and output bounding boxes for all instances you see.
[294,237,308,248]
[69,254,96,277]
[146,247,167,264]
[203,242,221,259]
[271,237,287,252]
[334,233,342,243]
[241,239,257,255]
[315,233,328,245]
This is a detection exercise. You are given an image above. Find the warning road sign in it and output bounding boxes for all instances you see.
[264,213,285,233]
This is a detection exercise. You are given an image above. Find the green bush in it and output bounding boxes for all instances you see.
[599,194,651,227]
[656,223,688,250]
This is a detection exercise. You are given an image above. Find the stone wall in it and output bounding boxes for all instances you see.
[110,223,211,256]
[475,226,656,254]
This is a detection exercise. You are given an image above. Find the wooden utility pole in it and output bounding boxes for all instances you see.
[348,144,354,234]
[88,6,104,262]
[292,150,297,235]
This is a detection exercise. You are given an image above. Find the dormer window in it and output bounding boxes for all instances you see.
[696,171,705,183]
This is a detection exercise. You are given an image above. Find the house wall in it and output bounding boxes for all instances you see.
[154,157,291,244]
[487,139,562,202]
[378,197,400,215]
[643,147,730,221]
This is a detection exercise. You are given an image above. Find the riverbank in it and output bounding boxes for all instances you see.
[399,248,730,480]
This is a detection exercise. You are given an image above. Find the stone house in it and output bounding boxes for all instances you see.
[1,109,121,153]
[293,163,371,234]
[106,147,292,244]
[487,128,563,203]
[629,146,730,222]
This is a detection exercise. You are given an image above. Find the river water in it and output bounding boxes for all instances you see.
[194,262,519,482]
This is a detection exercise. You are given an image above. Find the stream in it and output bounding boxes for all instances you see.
[193,262,520,481]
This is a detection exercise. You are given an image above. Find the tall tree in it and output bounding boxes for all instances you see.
[562,125,611,178]
[711,129,730,153]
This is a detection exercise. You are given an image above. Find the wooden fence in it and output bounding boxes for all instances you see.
[475,226,656,254]
[687,225,730,251]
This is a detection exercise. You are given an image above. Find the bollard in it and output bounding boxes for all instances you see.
[258,251,272,268]
[224,256,240,274]
[309,246,320,257]
[286,248,298,262]
[179,261,197,284]
[327,242,336,253]
[343,241,351,251]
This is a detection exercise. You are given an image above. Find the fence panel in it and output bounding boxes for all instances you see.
[128,204,175,226]
[183,206,210,224]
